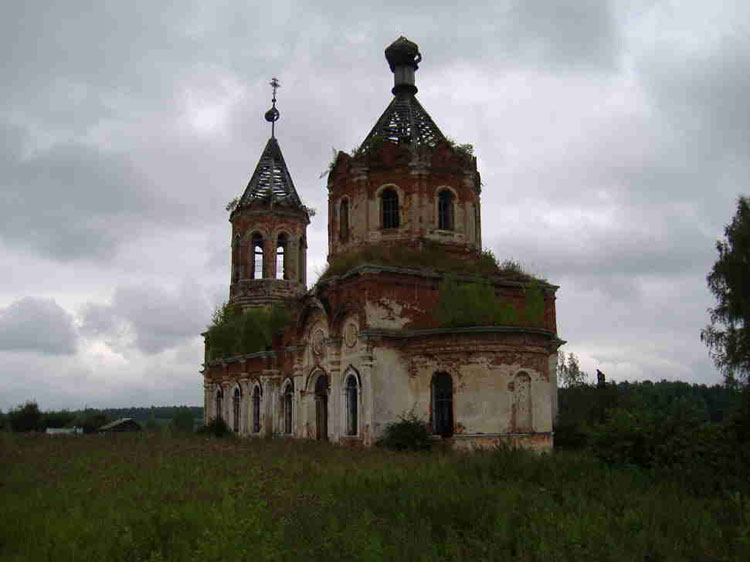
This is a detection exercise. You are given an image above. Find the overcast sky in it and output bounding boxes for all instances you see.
[1,1,747,411]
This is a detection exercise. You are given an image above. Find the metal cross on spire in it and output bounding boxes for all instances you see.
[264,77,281,138]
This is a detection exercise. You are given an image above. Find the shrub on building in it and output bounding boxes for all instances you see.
[205,303,290,360]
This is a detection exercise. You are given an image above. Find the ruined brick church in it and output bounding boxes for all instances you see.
[201,37,563,450]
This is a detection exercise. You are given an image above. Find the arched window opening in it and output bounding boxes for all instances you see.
[432,373,453,437]
[276,234,287,280]
[345,374,358,436]
[513,372,532,433]
[215,388,223,422]
[315,374,329,441]
[232,387,241,433]
[339,199,349,241]
[438,190,454,230]
[381,188,399,229]
[283,382,294,434]
[299,236,306,284]
[252,385,261,434]
[252,234,264,279]
[231,235,240,282]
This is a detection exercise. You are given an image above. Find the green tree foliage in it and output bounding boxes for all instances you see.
[8,401,42,432]
[74,409,111,433]
[41,410,77,429]
[170,407,195,433]
[205,303,290,361]
[701,196,750,383]
[557,352,590,388]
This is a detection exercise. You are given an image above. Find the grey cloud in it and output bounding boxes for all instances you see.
[80,284,213,354]
[0,122,160,260]
[0,297,78,355]
[503,0,620,70]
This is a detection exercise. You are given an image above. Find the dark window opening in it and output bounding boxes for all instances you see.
[432,372,453,437]
[315,375,329,440]
[345,374,358,436]
[252,385,261,433]
[252,234,264,279]
[232,387,241,433]
[340,199,349,241]
[283,383,293,434]
[381,188,399,229]
[438,190,454,230]
[231,235,240,282]
[215,389,223,422]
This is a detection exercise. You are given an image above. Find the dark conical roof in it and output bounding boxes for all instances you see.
[237,137,304,210]
[359,92,446,150]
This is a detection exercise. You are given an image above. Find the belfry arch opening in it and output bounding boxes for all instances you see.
[276,233,287,280]
[251,233,264,279]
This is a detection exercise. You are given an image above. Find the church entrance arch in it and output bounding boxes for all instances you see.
[314,374,329,440]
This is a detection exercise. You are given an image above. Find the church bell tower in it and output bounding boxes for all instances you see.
[228,79,310,308]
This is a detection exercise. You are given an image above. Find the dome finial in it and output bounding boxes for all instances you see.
[384,36,421,95]
[264,77,281,138]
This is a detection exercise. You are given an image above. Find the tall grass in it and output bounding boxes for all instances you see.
[1,433,748,561]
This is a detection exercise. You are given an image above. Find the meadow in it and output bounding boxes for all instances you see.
[2,432,749,561]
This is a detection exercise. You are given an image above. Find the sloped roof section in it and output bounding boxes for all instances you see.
[360,92,446,151]
[238,137,304,209]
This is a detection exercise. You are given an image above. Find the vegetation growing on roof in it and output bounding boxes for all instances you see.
[205,303,290,361]
[444,137,474,160]
[320,245,540,283]
[436,275,545,329]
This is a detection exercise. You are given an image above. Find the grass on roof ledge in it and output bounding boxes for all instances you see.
[318,246,542,283]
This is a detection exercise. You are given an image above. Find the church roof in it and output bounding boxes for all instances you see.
[358,36,446,151]
[237,136,304,210]
[360,92,446,150]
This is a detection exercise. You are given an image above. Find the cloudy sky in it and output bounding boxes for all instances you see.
[1,0,747,411]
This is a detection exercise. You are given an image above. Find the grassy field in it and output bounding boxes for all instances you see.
[1,433,748,561]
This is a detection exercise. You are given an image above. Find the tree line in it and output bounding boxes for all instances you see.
[0,403,203,434]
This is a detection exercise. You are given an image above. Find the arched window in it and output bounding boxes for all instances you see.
[215,388,223,422]
[231,235,240,282]
[276,234,287,280]
[432,372,453,437]
[252,234,264,279]
[381,188,399,229]
[339,199,349,241]
[252,385,261,434]
[438,190,454,230]
[299,236,306,284]
[345,374,358,436]
[513,372,532,433]
[283,381,294,434]
[314,374,329,441]
[232,387,241,433]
